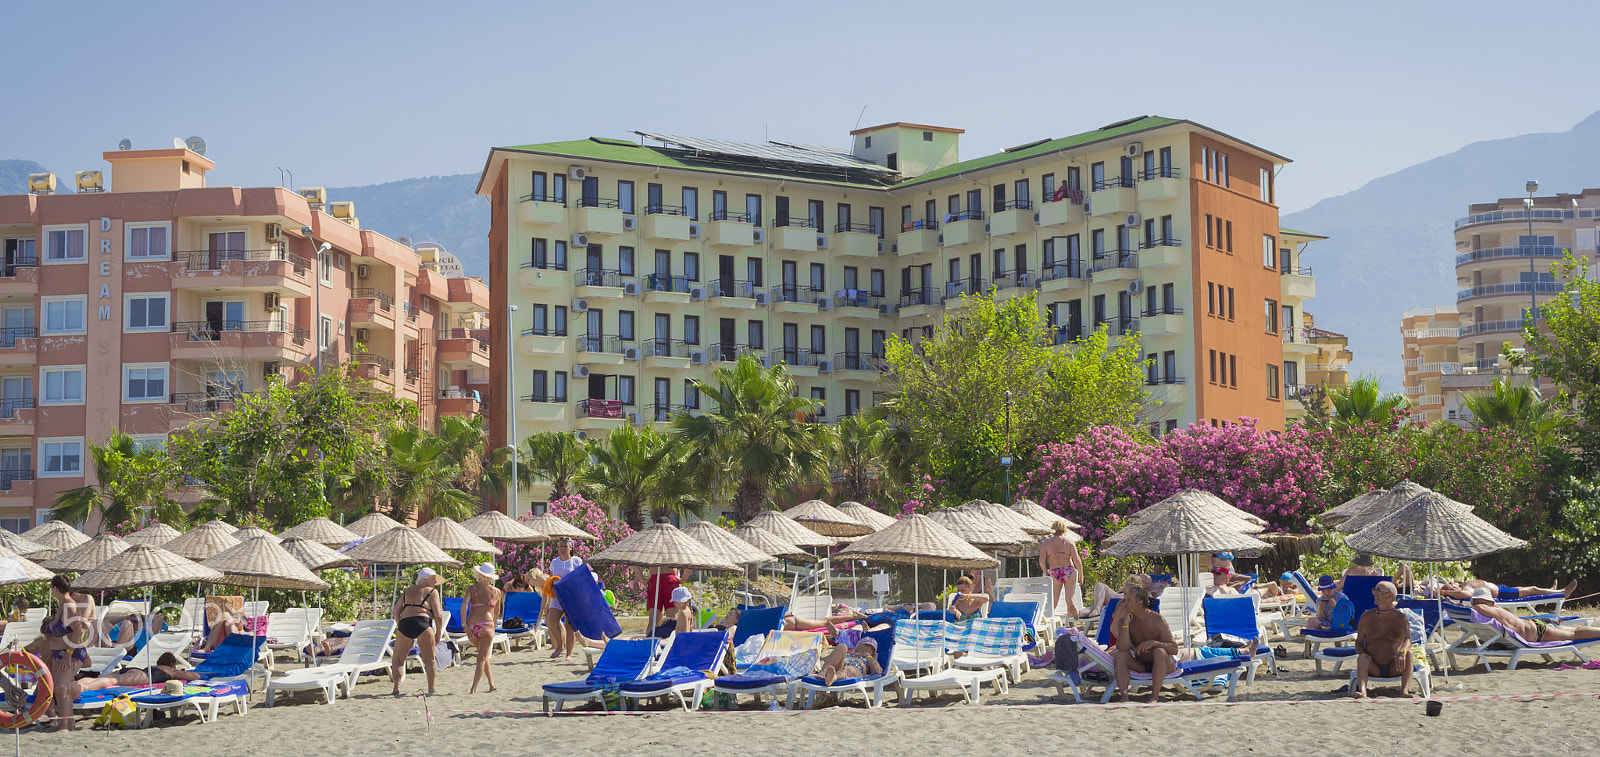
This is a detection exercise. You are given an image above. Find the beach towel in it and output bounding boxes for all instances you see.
[744,649,818,679]
[1053,631,1081,683]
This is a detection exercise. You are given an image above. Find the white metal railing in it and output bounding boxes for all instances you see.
[1419,394,1443,406]
[1417,362,1447,373]
[1404,328,1459,339]
[1403,357,1423,368]
[1405,385,1424,396]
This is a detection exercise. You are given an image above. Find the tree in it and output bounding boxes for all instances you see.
[832,413,892,503]
[881,291,1146,504]
[672,355,835,523]
[52,432,184,529]
[578,424,667,531]
[521,431,591,501]
[383,426,478,522]
[1461,379,1568,438]
[1328,377,1409,430]
[1519,253,1599,462]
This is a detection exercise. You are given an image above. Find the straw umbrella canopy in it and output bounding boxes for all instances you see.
[40,533,129,574]
[415,517,502,556]
[1320,489,1385,528]
[279,536,360,571]
[747,510,835,549]
[461,510,549,544]
[162,521,242,561]
[1345,491,1522,562]
[1336,480,1433,534]
[342,527,462,567]
[1124,489,1268,531]
[958,499,1053,537]
[0,529,55,559]
[730,525,815,563]
[1011,499,1081,531]
[519,513,591,543]
[837,501,895,531]
[0,546,55,587]
[279,517,359,547]
[345,512,408,538]
[785,499,873,538]
[836,514,999,570]
[201,536,331,592]
[233,527,281,543]
[72,546,222,593]
[924,508,1026,550]
[587,521,741,573]
[681,521,775,566]
[122,522,182,548]
[23,521,90,553]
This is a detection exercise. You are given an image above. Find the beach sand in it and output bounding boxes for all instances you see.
[15,636,1599,757]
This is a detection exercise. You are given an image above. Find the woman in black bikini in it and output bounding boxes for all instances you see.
[389,567,445,696]
[40,575,95,731]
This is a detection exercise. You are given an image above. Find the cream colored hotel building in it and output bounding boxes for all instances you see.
[478,117,1331,508]
[0,147,491,530]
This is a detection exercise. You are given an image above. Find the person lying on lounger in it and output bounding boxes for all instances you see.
[784,610,868,632]
[1353,581,1411,698]
[196,610,247,654]
[1470,589,1600,642]
[819,635,881,685]
[1432,578,1577,602]
[1113,581,1179,704]
[77,653,202,691]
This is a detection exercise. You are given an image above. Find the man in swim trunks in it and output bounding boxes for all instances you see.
[1038,521,1083,617]
[1470,590,1600,643]
[1113,581,1179,704]
[1353,581,1411,698]
[1434,578,1577,602]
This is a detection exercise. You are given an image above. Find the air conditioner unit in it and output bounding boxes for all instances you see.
[983,222,991,234]
[689,224,702,238]
[818,360,833,374]
[689,287,705,301]
[571,298,589,312]
[623,347,640,361]
[1124,213,1141,228]
[689,350,706,365]
[567,166,587,180]
[355,328,370,343]
[264,223,282,242]
[1032,212,1041,224]
[936,233,945,245]
[753,292,770,305]
[573,429,589,441]
[890,242,898,254]
[622,282,641,296]
[877,304,892,317]
[752,229,766,244]
[816,236,829,250]
[876,240,886,254]
[573,365,591,378]
[264,292,280,311]
[356,264,370,279]
[815,297,832,310]
[1125,142,1143,157]
[571,233,589,247]
[622,217,638,231]
[1126,280,1143,294]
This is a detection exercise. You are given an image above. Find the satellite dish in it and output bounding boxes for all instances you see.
[185,136,207,156]
[172,137,187,149]
[117,139,132,151]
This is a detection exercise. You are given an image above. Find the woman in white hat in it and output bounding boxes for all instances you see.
[464,562,504,694]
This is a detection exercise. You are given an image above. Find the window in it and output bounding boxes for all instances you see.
[126,224,169,260]
[684,379,700,410]
[1205,214,1213,247]
[1209,350,1217,383]
[1265,299,1279,334]
[553,241,567,271]
[1206,283,1215,315]
[618,247,635,277]
[554,371,567,401]
[809,263,825,292]
[41,438,83,477]
[747,320,764,349]
[123,364,167,402]
[682,187,699,220]
[42,366,84,405]
[42,297,86,335]
[808,199,824,230]
[869,207,884,238]
[618,180,635,214]
[837,203,852,231]
[746,194,762,226]
[45,227,85,263]
[684,315,700,345]
[531,172,548,201]
[1260,168,1273,203]
[886,153,897,170]
[923,130,933,141]
[124,294,169,331]
[1218,152,1229,187]
[1161,215,1174,243]
[810,325,825,353]
[1263,234,1276,269]
[684,252,699,282]
[618,310,635,341]
[746,257,763,287]
[320,316,334,351]
[1163,351,1176,381]
[863,136,872,148]
[845,389,861,417]
[319,249,333,283]
[1091,229,1105,257]
[1225,221,1233,252]
[1202,147,1211,182]
[530,238,548,268]
[1267,364,1280,399]
[1146,353,1158,384]
[646,184,663,213]
[618,376,635,406]
[1091,162,1105,188]
[870,269,885,296]
[1227,287,1235,320]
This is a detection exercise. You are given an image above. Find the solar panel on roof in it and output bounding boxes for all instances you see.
[633,131,897,174]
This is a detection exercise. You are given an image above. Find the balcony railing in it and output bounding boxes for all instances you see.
[1467,358,1499,371]
[1456,282,1563,301]
[1403,327,1461,339]
[404,365,420,383]
[520,325,568,337]
[1455,244,1568,265]
[643,338,692,359]
[644,203,689,217]
[994,199,1034,212]
[176,248,310,275]
[0,397,34,419]
[709,210,751,222]
[352,353,394,374]
[1285,384,1308,400]
[0,328,36,348]
[1139,237,1183,249]
[172,320,310,344]
[770,285,823,305]
[1043,188,1085,204]
[1281,265,1314,276]
[1459,319,1530,336]
[0,256,38,277]
[575,268,623,288]
[1092,176,1136,190]
[834,352,887,372]
[520,259,568,271]
[576,334,625,355]
[1139,166,1181,180]
[648,403,695,422]
[770,348,822,368]
[1142,306,1184,317]
[1455,208,1568,229]
[1282,326,1308,344]
[645,273,692,294]
[1051,326,1085,346]
[834,222,877,234]
[351,288,394,311]
[945,209,985,223]
[1102,316,1137,336]
[942,278,986,302]
[0,469,34,491]
[441,387,482,401]
[899,288,936,308]
[901,219,939,232]
[574,197,621,209]
[1145,375,1187,386]
[521,391,567,404]
[1039,262,1088,283]
[708,342,761,363]
[991,271,1033,290]
[772,217,817,229]
[1092,253,1139,272]
[169,391,238,413]
[576,398,625,419]
[833,291,884,309]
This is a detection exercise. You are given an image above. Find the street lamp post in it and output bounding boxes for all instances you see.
[1523,180,1539,391]
[507,304,519,518]
[1001,390,1013,507]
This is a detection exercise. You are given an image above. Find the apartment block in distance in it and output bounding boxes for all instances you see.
[0,144,490,531]
[479,116,1313,509]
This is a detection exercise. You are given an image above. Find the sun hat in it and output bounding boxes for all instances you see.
[670,586,692,604]
[855,635,878,650]
[1470,586,1495,603]
[1317,575,1337,591]
[417,567,439,581]
[473,563,498,581]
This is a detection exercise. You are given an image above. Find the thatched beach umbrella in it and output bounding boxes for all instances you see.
[786,500,873,538]
[416,517,502,556]
[925,509,1025,550]
[1345,491,1522,562]
[40,533,128,574]
[233,527,281,543]
[681,521,775,566]
[202,536,331,593]
[1336,480,1433,534]
[462,510,548,544]
[958,499,1053,537]
[836,513,999,613]
[73,546,225,672]
[589,521,741,629]
[730,525,815,563]
[279,537,360,572]
[1319,489,1384,528]
[1011,499,1081,531]
[23,521,89,553]
[1128,489,1268,529]
[0,530,53,560]
[747,510,834,549]
[123,523,183,548]
[279,517,359,548]
[345,512,407,539]
[837,502,895,531]
[343,527,462,620]
[0,546,57,587]
[518,513,589,543]
[162,521,241,561]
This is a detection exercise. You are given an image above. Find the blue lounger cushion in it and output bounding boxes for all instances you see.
[714,672,790,690]
[1319,647,1357,658]
[1298,628,1352,639]
[542,680,605,696]
[131,680,248,704]
[798,672,889,688]
[618,673,708,692]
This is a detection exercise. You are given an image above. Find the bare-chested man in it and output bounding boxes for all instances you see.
[1435,578,1577,602]
[1471,591,1600,643]
[1038,521,1082,617]
[1113,581,1179,704]
[1354,580,1411,698]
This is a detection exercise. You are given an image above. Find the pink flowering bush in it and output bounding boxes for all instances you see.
[496,494,641,598]
[1023,425,1180,539]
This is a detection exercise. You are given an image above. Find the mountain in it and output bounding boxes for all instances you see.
[1283,111,1600,390]
[327,173,487,277]
[0,160,50,195]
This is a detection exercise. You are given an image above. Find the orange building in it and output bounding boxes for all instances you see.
[0,145,489,530]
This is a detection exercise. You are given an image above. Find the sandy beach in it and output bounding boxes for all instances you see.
[12,628,1600,757]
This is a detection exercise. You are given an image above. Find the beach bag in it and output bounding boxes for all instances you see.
[94,694,137,730]
[502,616,525,630]
[1205,633,1251,649]
[434,640,456,669]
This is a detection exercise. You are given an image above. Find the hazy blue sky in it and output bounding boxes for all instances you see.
[8,0,1600,212]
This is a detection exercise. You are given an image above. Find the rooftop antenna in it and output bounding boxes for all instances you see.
[184,136,207,156]
[854,105,868,131]
[117,138,132,151]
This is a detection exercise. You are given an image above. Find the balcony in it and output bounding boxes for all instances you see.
[1050,326,1085,346]
[1454,208,1568,229]
[518,325,568,355]
[896,222,939,256]
[941,210,985,247]
[988,201,1034,237]
[517,393,569,425]
[172,248,313,298]
[169,391,239,415]
[833,223,881,258]
[771,220,819,252]
[709,279,758,309]
[575,398,628,430]
[1282,327,1318,357]
[643,338,693,369]
[1036,194,1086,227]
[991,271,1035,300]
[1140,306,1186,337]
[576,334,627,365]
[770,285,821,315]
[436,328,491,370]
[0,328,38,367]
[1459,319,1529,337]
[352,353,395,384]
[1091,253,1139,282]
[519,261,567,290]
[1456,281,1563,303]
[898,288,939,319]
[834,351,887,378]
[1101,316,1137,337]
[1137,166,1183,202]
[642,205,694,241]
[0,258,38,297]
[574,268,626,298]
[0,469,34,495]
[1455,244,1568,266]
[709,342,762,364]
[643,273,694,305]
[1418,394,1443,406]
[941,277,985,307]
[1405,327,1461,340]
[707,212,755,248]
[1145,380,1189,408]
[1281,269,1316,300]
[572,198,625,236]
[437,387,483,418]
[770,348,821,377]
[1089,176,1135,217]
[1039,263,1089,294]
[349,288,396,330]
[518,194,565,225]
[1138,238,1184,268]
[170,321,312,362]
[0,398,36,434]
[647,403,697,426]
[833,291,885,320]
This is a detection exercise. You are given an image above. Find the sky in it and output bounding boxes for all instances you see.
[8,0,1600,213]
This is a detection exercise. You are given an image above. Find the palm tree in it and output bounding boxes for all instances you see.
[383,426,478,522]
[1329,377,1409,429]
[522,431,591,500]
[832,414,892,502]
[672,355,836,523]
[435,413,510,508]
[1461,379,1567,436]
[53,432,184,529]
[578,424,668,530]
[647,438,710,524]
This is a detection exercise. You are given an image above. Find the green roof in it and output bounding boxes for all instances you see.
[895,116,1184,187]
[496,137,892,189]
[1279,227,1328,240]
